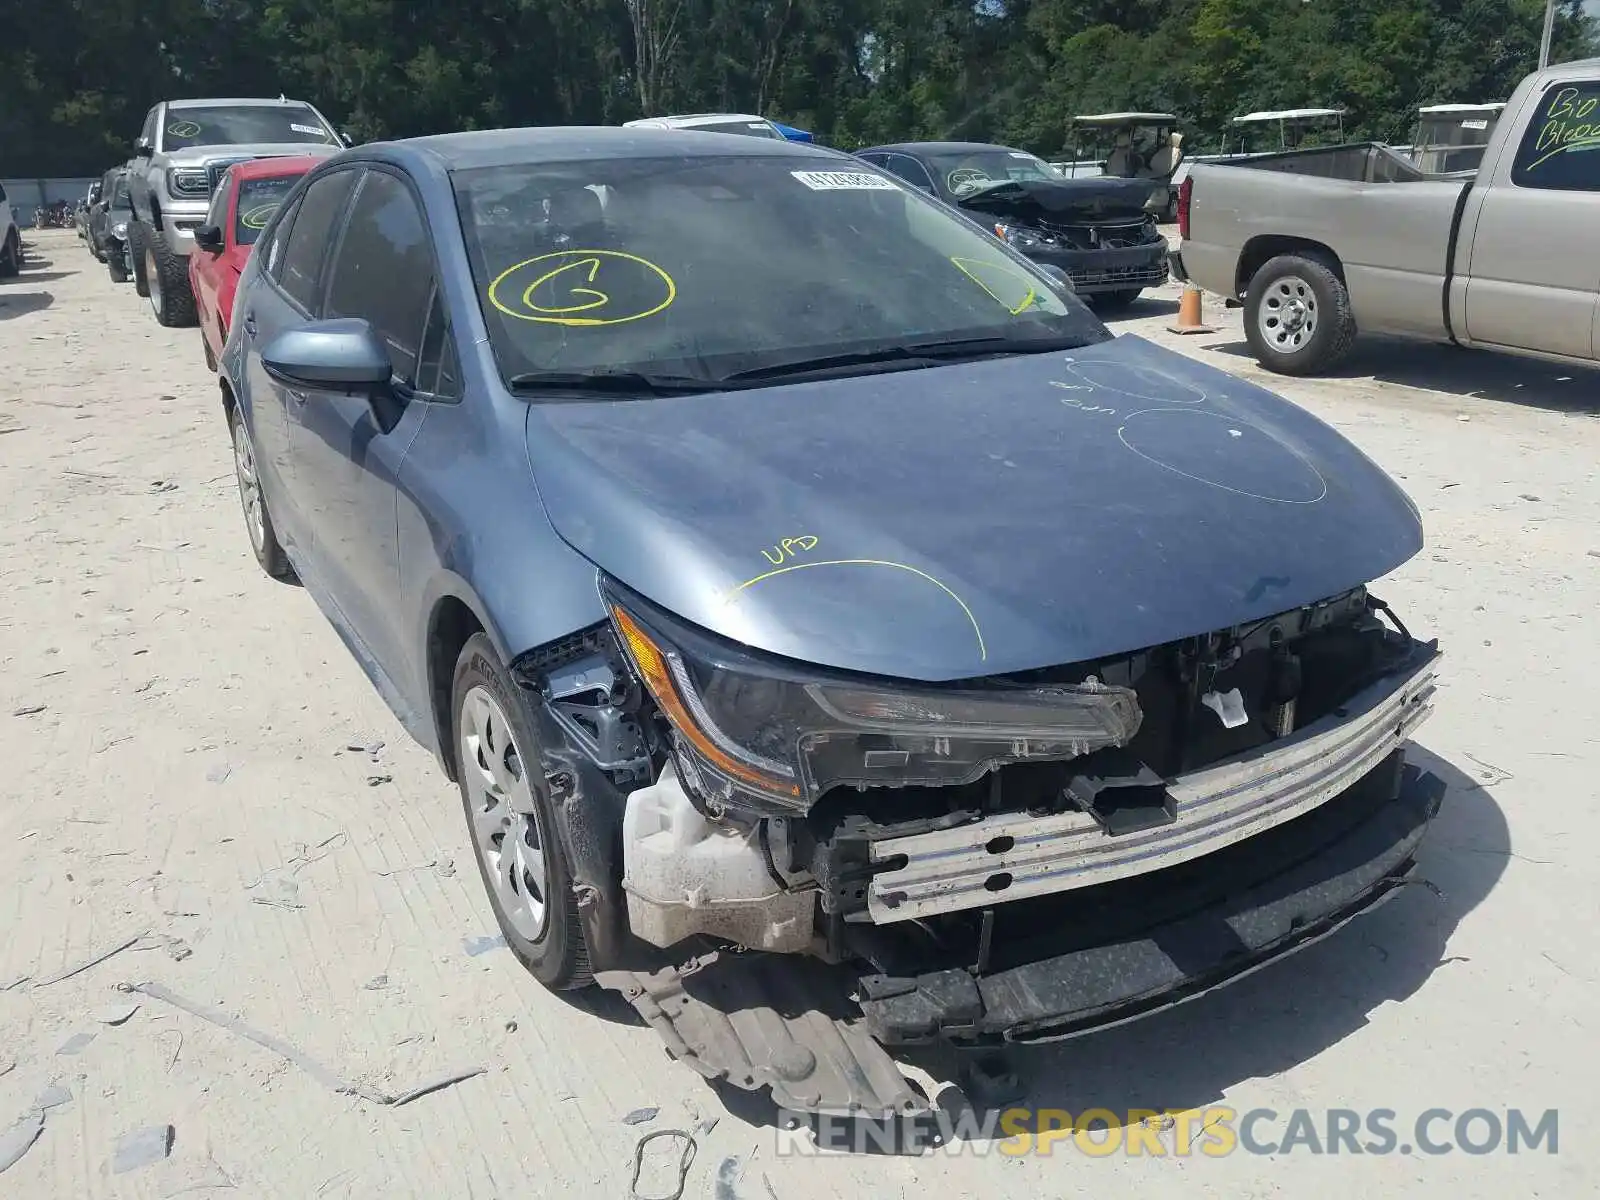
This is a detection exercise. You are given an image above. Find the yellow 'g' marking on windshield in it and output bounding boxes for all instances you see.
[240,203,280,230]
[949,256,1039,315]
[487,249,676,327]
[166,120,202,139]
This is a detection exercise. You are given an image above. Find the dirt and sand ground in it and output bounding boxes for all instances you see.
[1,227,1596,1198]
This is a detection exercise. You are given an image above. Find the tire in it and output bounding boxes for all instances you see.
[107,247,129,283]
[1244,253,1356,376]
[0,231,18,278]
[145,230,198,327]
[128,221,151,297]
[229,404,291,580]
[1091,288,1143,313]
[453,633,592,991]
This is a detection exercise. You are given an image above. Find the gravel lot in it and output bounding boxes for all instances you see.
[2,228,1596,1198]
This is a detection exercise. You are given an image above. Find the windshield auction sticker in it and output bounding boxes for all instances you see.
[791,170,898,191]
[290,123,326,136]
[166,120,202,139]
[487,249,676,326]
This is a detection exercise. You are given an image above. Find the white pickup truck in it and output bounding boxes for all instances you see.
[1174,58,1600,375]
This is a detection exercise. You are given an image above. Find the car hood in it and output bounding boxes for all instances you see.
[162,143,341,167]
[522,335,1423,681]
[958,177,1157,223]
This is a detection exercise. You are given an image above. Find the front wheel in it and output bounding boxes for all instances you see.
[453,634,592,991]
[229,405,291,579]
[1244,253,1357,376]
[145,232,198,327]
[0,230,19,277]
[1091,288,1143,313]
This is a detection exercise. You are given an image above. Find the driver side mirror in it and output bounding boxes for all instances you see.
[340,129,355,147]
[134,138,153,157]
[195,223,225,253]
[261,319,406,432]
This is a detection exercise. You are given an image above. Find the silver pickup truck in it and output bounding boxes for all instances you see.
[1174,58,1600,375]
[127,97,345,327]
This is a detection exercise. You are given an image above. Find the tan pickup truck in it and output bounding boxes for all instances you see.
[1173,58,1600,375]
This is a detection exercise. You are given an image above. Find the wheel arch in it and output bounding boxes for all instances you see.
[1237,236,1346,297]
[422,582,500,782]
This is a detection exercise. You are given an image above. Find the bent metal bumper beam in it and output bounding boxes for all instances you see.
[867,653,1439,923]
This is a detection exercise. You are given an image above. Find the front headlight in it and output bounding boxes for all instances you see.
[605,584,1142,816]
[166,167,210,197]
[994,222,1053,250]
[112,220,128,237]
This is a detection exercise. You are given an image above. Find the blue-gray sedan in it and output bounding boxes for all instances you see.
[218,127,1443,1116]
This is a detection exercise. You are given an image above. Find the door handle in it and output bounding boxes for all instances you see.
[242,311,257,336]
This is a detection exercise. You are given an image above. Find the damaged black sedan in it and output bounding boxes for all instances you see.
[856,140,1171,309]
[220,127,1441,1118]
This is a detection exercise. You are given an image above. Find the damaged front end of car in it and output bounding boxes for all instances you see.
[510,575,1442,1117]
[958,177,1171,295]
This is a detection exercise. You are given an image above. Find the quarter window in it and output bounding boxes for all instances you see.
[323,171,434,382]
[1511,81,1600,191]
[278,169,359,313]
[416,286,460,399]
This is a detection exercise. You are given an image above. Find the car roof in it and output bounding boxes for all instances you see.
[395,125,840,171]
[166,97,323,110]
[229,154,327,181]
[857,141,1031,157]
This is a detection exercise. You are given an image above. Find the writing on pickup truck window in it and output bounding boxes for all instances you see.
[1523,85,1600,173]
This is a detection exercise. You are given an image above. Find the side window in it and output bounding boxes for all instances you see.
[204,173,233,230]
[1511,81,1600,191]
[263,193,303,280]
[416,286,460,400]
[323,171,434,382]
[887,154,937,193]
[278,169,359,312]
[140,108,158,149]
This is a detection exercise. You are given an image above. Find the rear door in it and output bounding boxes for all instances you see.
[1460,76,1600,361]
[238,167,361,548]
[287,166,444,682]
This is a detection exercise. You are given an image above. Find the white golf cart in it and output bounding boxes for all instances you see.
[1054,112,1185,220]
[1226,107,1348,156]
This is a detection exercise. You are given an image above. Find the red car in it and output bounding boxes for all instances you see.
[189,155,321,371]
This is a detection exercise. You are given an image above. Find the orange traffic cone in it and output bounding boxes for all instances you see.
[1167,282,1215,335]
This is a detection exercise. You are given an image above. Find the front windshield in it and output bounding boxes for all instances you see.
[162,105,336,150]
[234,174,303,246]
[920,149,1058,197]
[453,155,1107,386]
[110,179,131,209]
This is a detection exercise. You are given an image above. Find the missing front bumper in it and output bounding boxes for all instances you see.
[858,756,1445,1046]
[865,652,1438,923]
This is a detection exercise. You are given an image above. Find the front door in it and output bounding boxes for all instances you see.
[239,167,361,552]
[287,167,438,684]
[1461,77,1600,361]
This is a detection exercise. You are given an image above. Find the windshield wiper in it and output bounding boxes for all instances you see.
[712,335,1075,385]
[507,369,718,397]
